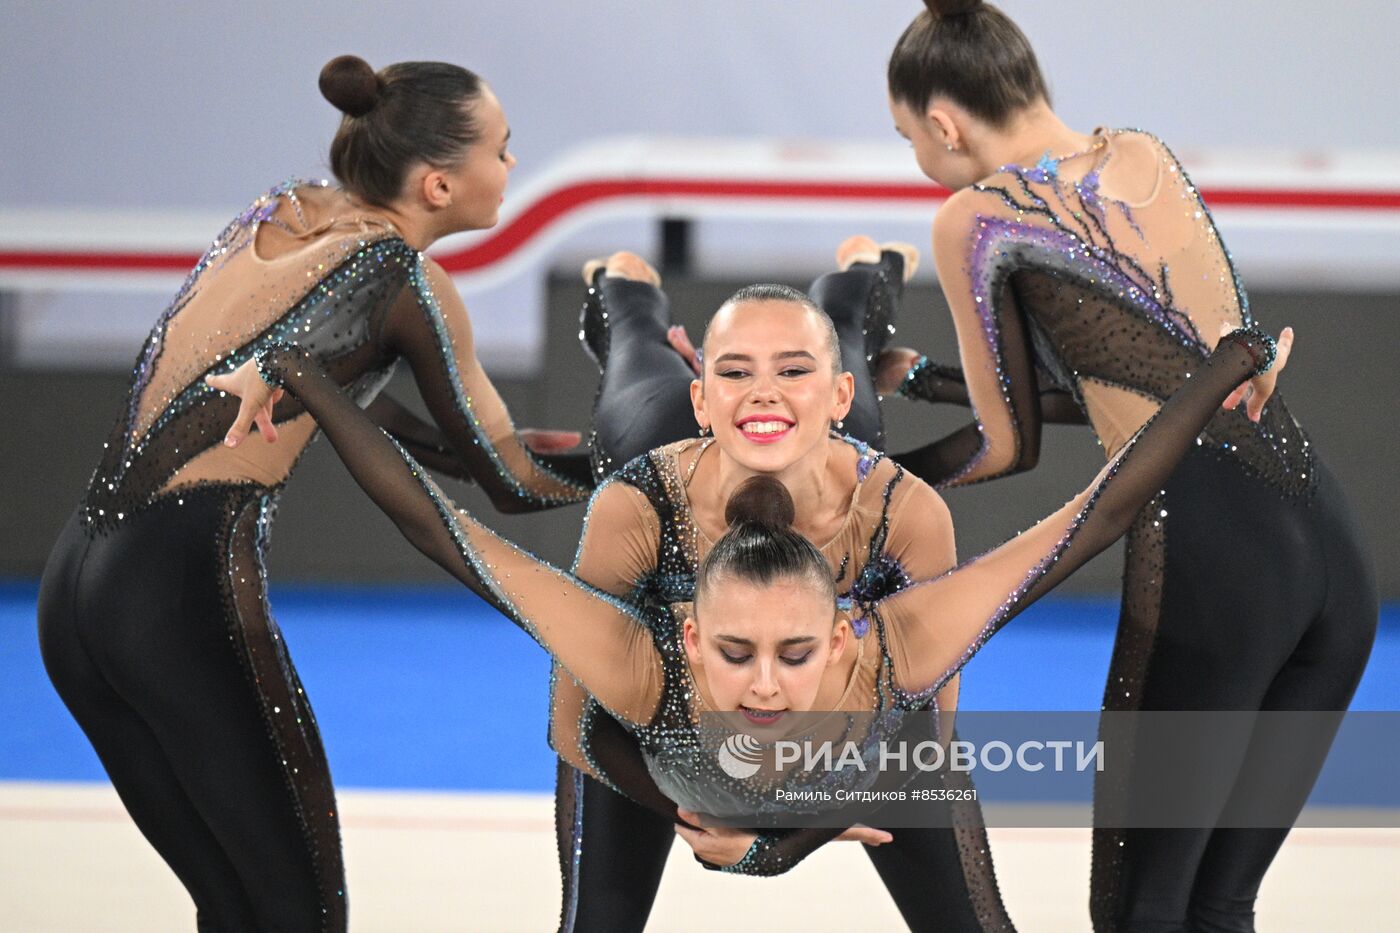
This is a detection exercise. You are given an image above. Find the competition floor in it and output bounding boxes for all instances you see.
[4,582,1397,931]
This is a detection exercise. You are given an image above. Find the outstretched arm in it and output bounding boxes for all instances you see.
[881,328,1285,697]
[212,344,659,727]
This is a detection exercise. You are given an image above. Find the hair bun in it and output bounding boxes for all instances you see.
[319,55,381,117]
[923,0,983,16]
[724,475,796,530]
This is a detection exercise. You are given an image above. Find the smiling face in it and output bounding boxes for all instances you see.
[690,299,854,474]
[685,575,847,728]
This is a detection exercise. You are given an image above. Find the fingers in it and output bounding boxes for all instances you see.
[838,826,894,847]
[1246,377,1274,422]
[667,325,702,376]
[253,404,279,444]
[675,807,705,828]
[224,398,259,448]
[873,347,921,396]
[1273,326,1294,372]
[1221,382,1249,411]
[519,429,582,453]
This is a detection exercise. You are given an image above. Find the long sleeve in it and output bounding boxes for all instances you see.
[899,355,1087,425]
[364,393,595,487]
[548,480,662,785]
[880,331,1272,698]
[893,192,1046,488]
[376,256,593,513]
[254,344,660,726]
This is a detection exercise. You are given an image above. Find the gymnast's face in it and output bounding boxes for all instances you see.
[684,575,849,727]
[691,300,854,474]
[889,96,982,191]
[438,87,516,231]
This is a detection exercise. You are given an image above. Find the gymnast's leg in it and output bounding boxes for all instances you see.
[1185,462,1378,933]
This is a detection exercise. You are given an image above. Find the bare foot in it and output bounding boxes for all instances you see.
[581,251,661,286]
[836,235,880,270]
[835,236,919,282]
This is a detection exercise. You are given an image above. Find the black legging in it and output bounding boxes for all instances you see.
[561,262,1015,932]
[1091,448,1377,933]
[588,264,890,475]
[38,486,343,933]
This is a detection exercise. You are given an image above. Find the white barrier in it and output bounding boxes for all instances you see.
[4,138,1399,368]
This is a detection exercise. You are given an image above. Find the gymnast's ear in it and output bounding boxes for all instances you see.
[690,375,709,432]
[682,615,703,666]
[416,166,454,210]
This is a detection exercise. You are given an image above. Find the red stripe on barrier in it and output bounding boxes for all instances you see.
[2,178,1399,276]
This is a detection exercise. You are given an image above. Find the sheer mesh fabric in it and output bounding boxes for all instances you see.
[875,336,1266,699]
[895,130,1311,496]
[1089,492,1167,931]
[259,333,1271,882]
[901,357,1087,425]
[82,181,587,533]
[219,490,346,929]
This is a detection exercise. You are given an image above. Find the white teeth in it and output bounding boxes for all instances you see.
[740,421,790,435]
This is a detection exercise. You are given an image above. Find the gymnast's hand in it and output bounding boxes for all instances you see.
[1219,323,1295,422]
[873,347,923,396]
[674,807,892,867]
[666,324,702,377]
[517,429,582,453]
[205,359,284,448]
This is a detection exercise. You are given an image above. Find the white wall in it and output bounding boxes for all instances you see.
[5,1,1397,369]
[4,1,1398,211]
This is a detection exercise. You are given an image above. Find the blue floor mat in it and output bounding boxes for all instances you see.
[3,582,1396,793]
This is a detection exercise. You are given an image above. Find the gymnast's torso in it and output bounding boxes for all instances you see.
[925,127,1312,496]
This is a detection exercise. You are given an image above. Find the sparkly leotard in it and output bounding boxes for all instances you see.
[565,268,1013,933]
[36,180,591,932]
[246,320,1274,920]
[893,129,1377,930]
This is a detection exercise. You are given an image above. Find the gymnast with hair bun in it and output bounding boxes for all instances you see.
[37,55,591,931]
[862,2,1377,929]
[217,259,1287,930]
[557,247,1015,933]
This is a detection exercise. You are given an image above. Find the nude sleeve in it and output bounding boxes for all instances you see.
[376,256,593,512]
[881,473,963,713]
[547,479,661,782]
[880,331,1270,697]
[899,356,1087,425]
[254,343,661,726]
[893,192,1046,488]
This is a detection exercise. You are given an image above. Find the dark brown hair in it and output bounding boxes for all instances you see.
[320,55,486,206]
[695,476,835,613]
[887,1,1049,126]
[703,283,841,375]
